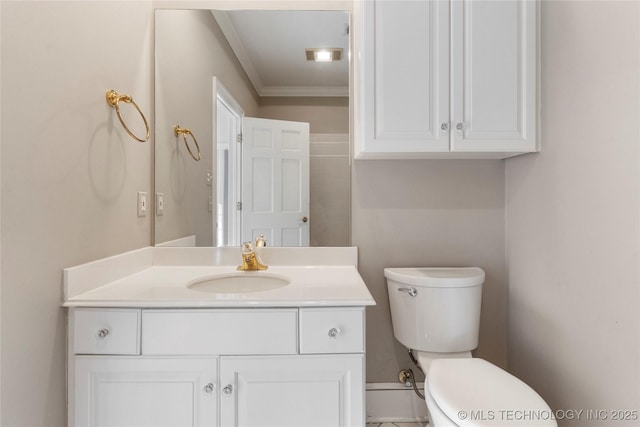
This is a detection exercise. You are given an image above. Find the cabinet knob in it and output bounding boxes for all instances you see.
[203,383,215,394]
[223,384,233,395]
[301,216,309,223]
[456,122,465,131]
[440,122,449,132]
[328,328,341,338]
[96,328,110,339]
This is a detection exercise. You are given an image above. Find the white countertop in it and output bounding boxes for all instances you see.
[63,247,376,308]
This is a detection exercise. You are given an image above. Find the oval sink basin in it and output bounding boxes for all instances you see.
[187,273,291,294]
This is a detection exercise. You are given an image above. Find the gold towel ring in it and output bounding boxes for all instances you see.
[106,90,150,143]
[174,125,201,161]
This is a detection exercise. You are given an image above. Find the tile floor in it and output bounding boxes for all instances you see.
[366,423,428,427]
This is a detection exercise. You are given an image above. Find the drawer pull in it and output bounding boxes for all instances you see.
[203,383,215,394]
[223,384,233,395]
[328,328,341,338]
[96,328,110,339]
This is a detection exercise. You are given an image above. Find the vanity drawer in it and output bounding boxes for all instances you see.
[72,308,141,355]
[142,309,298,355]
[299,307,364,354]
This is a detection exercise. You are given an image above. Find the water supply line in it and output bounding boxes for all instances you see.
[399,349,425,400]
[399,368,425,400]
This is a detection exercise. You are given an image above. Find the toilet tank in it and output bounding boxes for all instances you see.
[385,267,484,353]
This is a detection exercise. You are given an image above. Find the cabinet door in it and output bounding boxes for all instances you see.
[73,357,217,427]
[358,0,449,157]
[451,0,537,153]
[220,355,364,427]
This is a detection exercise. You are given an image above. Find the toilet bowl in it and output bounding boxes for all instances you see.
[425,358,556,426]
[385,267,556,427]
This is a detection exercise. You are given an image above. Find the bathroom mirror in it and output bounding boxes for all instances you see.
[154,7,351,248]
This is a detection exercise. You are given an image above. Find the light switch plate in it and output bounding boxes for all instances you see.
[156,193,164,216]
[137,192,148,217]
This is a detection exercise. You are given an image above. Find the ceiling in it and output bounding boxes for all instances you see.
[212,10,350,98]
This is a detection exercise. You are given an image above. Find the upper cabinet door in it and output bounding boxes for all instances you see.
[450,0,538,153]
[354,0,539,159]
[357,0,450,157]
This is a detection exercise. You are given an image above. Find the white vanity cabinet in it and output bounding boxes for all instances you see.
[68,307,366,427]
[74,356,218,427]
[219,355,363,427]
[355,0,538,159]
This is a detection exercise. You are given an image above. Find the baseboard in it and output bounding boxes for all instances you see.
[366,382,429,423]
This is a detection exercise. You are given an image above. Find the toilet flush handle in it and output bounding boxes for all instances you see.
[397,287,417,297]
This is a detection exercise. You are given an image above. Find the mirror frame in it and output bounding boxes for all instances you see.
[152,0,355,248]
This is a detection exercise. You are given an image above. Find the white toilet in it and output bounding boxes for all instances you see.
[385,267,557,427]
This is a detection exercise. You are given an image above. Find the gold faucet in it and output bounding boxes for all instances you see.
[237,236,268,271]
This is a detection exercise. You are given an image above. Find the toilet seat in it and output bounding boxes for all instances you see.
[428,358,556,426]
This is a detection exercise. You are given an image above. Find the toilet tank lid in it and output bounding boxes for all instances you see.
[428,359,556,427]
[384,267,485,288]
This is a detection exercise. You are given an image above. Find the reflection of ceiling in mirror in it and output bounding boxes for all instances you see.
[213,10,349,97]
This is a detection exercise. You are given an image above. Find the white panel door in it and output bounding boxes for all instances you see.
[241,117,309,246]
[219,355,364,427]
[359,0,449,155]
[451,0,537,152]
[73,357,217,427]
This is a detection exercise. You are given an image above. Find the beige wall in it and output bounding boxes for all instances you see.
[353,160,507,381]
[1,1,153,425]
[258,97,349,134]
[310,134,350,247]
[505,1,640,425]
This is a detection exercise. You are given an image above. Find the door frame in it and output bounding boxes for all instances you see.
[213,77,244,246]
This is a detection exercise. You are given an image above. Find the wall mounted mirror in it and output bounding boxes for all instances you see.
[154,7,351,248]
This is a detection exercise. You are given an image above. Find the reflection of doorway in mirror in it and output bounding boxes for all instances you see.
[241,118,310,247]
[215,80,244,247]
[215,80,311,247]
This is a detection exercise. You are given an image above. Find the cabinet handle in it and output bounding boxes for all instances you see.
[440,122,449,132]
[223,384,233,395]
[397,287,417,297]
[96,328,110,339]
[328,328,341,338]
[203,383,215,394]
[456,122,465,131]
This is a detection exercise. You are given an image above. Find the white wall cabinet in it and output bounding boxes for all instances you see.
[68,307,366,427]
[355,0,538,159]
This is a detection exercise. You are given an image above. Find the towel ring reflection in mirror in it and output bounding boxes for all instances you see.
[174,125,201,161]
[105,90,150,143]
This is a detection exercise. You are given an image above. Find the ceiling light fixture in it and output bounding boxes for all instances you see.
[305,48,343,63]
